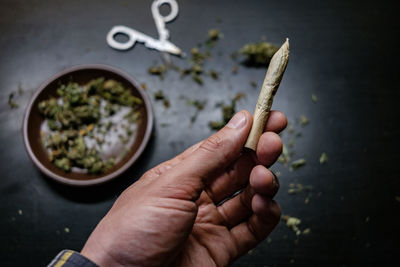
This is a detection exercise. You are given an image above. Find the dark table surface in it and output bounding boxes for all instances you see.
[1,0,399,266]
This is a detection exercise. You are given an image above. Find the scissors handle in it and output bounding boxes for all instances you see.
[152,0,179,23]
[106,26,148,50]
[151,0,179,41]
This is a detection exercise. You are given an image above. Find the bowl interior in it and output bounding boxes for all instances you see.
[24,66,152,185]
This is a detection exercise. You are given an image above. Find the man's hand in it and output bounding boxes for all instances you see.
[81,110,287,267]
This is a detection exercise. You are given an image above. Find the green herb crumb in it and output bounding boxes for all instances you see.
[300,115,309,126]
[239,42,279,66]
[8,92,19,109]
[209,93,244,130]
[319,152,328,164]
[290,158,306,170]
[282,215,302,236]
[312,94,318,103]
[148,64,168,79]
[303,228,311,235]
[209,69,219,80]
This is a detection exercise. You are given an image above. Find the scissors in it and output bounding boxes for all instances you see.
[106,0,182,56]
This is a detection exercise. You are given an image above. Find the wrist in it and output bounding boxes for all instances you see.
[81,240,119,267]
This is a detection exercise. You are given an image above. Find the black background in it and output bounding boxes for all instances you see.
[1,0,399,266]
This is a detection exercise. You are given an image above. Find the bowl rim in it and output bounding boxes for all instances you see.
[22,64,153,186]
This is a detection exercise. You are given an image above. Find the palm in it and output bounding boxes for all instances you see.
[172,191,239,267]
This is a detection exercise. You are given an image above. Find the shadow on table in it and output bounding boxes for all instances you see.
[42,137,156,203]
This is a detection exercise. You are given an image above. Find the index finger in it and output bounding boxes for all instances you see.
[264,110,287,133]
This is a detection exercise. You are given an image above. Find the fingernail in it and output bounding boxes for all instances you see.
[226,111,246,129]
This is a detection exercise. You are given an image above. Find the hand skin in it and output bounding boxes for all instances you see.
[81,110,287,267]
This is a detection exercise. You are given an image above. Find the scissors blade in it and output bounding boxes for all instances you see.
[142,38,182,56]
[158,41,183,56]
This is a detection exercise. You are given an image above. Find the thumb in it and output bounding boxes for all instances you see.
[180,110,253,182]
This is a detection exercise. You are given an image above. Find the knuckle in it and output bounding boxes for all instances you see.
[200,134,224,153]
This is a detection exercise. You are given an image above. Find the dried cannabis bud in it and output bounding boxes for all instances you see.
[186,99,207,123]
[290,158,306,170]
[282,215,302,236]
[288,183,312,195]
[300,115,309,126]
[206,29,221,48]
[319,152,328,164]
[311,94,318,103]
[8,92,19,109]
[148,64,168,79]
[38,78,142,173]
[154,90,170,108]
[278,144,291,164]
[239,42,279,66]
[209,93,244,130]
[209,69,219,80]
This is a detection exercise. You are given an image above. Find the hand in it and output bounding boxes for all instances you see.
[81,110,287,267]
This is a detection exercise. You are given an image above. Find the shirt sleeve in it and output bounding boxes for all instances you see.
[47,250,99,267]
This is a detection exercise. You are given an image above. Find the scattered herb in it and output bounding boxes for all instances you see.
[8,92,19,109]
[303,228,311,235]
[154,90,165,100]
[311,94,318,103]
[288,183,312,195]
[209,93,244,130]
[239,41,279,66]
[319,152,328,164]
[190,47,207,65]
[290,158,306,170]
[153,90,170,108]
[192,74,203,85]
[206,29,221,48]
[300,115,309,126]
[163,99,170,108]
[187,99,207,123]
[282,215,302,236]
[181,61,205,85]
[209,69,219,80]
[278,144,291,164]
[148,64,167,79]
